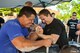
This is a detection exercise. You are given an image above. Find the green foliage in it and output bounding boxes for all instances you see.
[0,0,80,20]
[57,2,70,11]
[0,8,21,15]
[56,0,80,21]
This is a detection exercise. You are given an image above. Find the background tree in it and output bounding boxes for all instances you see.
[56,0,80,23]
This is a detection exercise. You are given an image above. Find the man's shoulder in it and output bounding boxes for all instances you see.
[54,18,62,23]
[6,19,20,27]
[54,18,64,25]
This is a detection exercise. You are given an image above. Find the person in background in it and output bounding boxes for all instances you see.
[0,13,4,29]
[67,12,78,42]
[0,17,4,29]
[0,6,53,53]
[24,1,33,7]
[76,20,80,36]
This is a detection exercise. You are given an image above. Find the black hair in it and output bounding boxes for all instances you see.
[18,6,37,18]
[72,12,77,16]
[25,1,33,5]
[52,12,55,15]
[39,9,52,17]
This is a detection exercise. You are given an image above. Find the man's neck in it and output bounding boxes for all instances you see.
[71,18,77,20]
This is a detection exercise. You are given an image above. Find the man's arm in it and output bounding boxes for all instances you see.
[38,34,59,44]
[67,20,70,34]
[77,24,80,30]
[76,30,80,35]
[28,32,38,40]
[35,26,59,44]
[12,36,52,52]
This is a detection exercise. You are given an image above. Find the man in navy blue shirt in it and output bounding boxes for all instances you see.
[0,6,52,53]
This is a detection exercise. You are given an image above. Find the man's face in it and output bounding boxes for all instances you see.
[72,13,77,19]
[23,14,35,28]
[72,15,76,19]
[39,14,49,24]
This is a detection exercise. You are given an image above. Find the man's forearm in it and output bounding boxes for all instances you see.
[18,45,41,52]
[17,39,45,52]
[28,32,38,40]
[38,34,52,39]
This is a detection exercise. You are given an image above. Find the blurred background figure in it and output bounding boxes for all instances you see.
[77,20,80,30]
[76,20,80,42]
[59,45,80,53]
[24,1,33,7]
[52,12,55,18]
[0,13,4,29]
[67,12,78,42]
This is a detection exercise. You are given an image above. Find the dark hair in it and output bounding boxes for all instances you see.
[25,1,33,5]
[52,12,55,15]
[59,45,79,53]
[39,9,52,17]
[72,12,77,16]
[18,6,37,18]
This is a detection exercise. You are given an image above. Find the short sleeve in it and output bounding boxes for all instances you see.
[6,22,24,41]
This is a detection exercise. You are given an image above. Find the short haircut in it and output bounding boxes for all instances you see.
[25,1,32,5]
[72,12,77,16]
[52,12,55,15]
[25,1,33,6]
[18,6,37,18]
[39,9,52,17]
